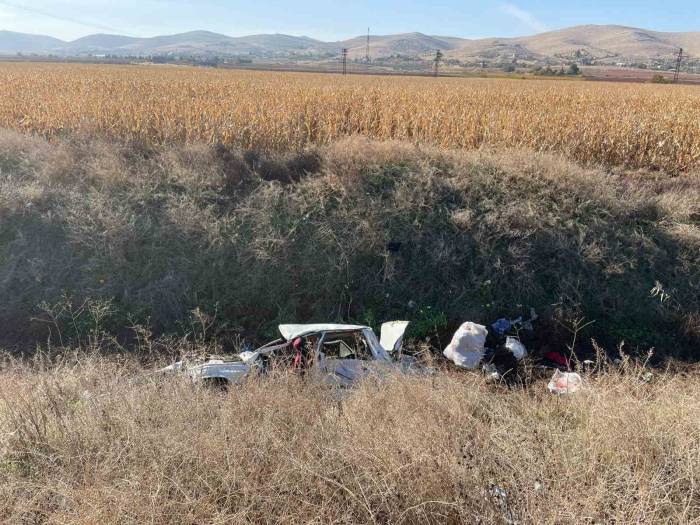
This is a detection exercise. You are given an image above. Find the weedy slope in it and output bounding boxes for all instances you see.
[0,131,698,354]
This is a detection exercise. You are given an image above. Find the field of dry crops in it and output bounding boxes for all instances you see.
[1,62,700,171]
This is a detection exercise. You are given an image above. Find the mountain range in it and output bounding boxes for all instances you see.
[0,25,697,63]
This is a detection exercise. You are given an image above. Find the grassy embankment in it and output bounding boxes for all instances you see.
[0,130,698,354]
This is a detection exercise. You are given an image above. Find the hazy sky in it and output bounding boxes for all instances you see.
[0,0,698,41]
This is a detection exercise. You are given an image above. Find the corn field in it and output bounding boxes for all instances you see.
[1,62,700,171]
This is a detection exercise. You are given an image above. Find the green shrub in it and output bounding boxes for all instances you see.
[567,63,580,75]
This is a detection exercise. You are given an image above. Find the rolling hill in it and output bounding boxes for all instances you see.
[57,31,332,57]
[454,25,700,61]
[0,30,64,54]
[0,25,697,63]
[338,32,459,58]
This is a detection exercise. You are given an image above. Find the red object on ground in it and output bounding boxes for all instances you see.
[292,337,303,369]
[544,351,570,368]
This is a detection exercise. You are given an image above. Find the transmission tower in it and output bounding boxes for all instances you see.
[674,48,683,83]
[366,27,371,63]
[433,49,443,77]
[341,48,348,75]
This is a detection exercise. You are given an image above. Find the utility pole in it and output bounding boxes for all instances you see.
[341,48,348,75]
[433,49,443,77]
[674,48,683,83]
[366,27,371,63]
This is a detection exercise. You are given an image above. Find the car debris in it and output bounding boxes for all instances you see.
[160,322,419,387]
[379,321,410,354]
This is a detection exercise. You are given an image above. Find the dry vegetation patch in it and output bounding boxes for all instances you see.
[0,354,698,523]
[0,131,698,354]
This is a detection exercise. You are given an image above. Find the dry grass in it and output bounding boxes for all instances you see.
[2,62,700,171]
[0,353,698,523]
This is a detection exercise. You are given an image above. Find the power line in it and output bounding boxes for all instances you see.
[0,0,136,36]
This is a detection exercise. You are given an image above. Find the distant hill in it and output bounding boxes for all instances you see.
[0,30,65,54]
[64,34,140,53]
[0,25,697,63]
[338,32,460,59]
[55,30,331,57]
[447,25,700,62]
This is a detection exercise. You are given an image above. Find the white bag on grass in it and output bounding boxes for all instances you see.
[548,370,583,395]
[505,337,527,360]
[443,322,487,369]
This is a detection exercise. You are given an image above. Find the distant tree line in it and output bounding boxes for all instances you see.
[531,63,580,76]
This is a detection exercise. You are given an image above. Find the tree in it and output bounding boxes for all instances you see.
[567,63,580,76]
[650,74,668,84]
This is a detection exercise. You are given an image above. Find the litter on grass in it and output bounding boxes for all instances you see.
[482,363,502,382]
[547,370,583,395]
[490,308,539,336]
[443,322,487,369]
[505,337,527,360]
[491,317,516,336]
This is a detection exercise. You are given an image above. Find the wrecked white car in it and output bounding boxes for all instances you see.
[161,321,417,387]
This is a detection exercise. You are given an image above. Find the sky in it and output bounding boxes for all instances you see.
[0,0,698,42]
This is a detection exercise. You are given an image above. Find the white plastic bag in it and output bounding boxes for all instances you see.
[443,322,487,369]
[547,370,582,395]
[505,337,527,360]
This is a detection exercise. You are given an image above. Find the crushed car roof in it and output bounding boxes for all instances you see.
[279,324,369,341]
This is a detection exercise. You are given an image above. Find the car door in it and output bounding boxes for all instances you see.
[317,331,375,387]
[379,321,410,354]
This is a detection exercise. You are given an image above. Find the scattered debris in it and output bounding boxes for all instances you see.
[443,322,488,369]
[490,485,516,525]
[505,337,527,360]
[239,351,259,365]
[547,370,583,395]
[543,351,570,369]
[491,317,517,336]
[482,363,502,382]
[379,321,410,354]
[491,308,539,336]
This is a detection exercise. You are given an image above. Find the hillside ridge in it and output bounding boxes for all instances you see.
[0,24,696,62]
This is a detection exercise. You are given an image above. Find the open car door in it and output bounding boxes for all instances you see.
[379,321,410,354]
